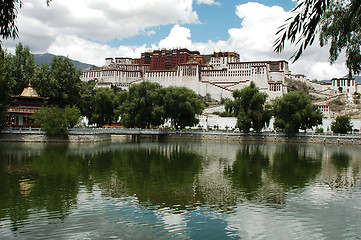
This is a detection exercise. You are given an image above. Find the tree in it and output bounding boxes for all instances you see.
[331,115,353,134]
[0,0,51,49]
[273,91,323,136]
[117,81,165,128]
[0,49,11,128]
[0,0,22,48]
[32,105,81,136]
[32,56,82,107]
[78,80,97,121]
[90,88,116,127]
[225,82,270,133]
[319,1,361,75]
[274,0,361,76]
[164,86,204,129]
[5,43,36,95]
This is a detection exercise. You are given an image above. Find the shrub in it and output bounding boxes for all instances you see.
[32,105,81,136]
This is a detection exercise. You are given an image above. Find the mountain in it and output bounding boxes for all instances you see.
[33,53,95,71]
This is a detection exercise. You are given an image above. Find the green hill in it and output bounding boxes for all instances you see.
[33,53,95,70]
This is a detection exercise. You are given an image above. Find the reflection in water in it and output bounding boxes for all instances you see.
[326,150,355,190]
[1,140,361,239]
[270,144,322,189]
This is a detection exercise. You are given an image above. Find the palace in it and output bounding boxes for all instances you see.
[81,48,290,100]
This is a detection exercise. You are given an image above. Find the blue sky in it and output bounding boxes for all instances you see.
[116,0,296,47]
[3,0,347,80]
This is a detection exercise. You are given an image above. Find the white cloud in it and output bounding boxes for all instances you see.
[197,0,220,6]
[47,35,147,67]
[158,25,192,49]
[3,1,348,80]
[225,2,347,79]
[7,0,198,47]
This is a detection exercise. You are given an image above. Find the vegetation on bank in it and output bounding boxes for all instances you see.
[0,43,355,137]
[32,105,81,136]
[224,83,323,136]
[331,115,353,134]
[225,82,271,133]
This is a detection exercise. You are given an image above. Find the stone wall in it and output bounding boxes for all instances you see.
[2,131,360,145]
[162,131,361,145]
[0,133,111,143]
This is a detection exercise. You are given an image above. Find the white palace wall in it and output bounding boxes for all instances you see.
[81,58,291,101]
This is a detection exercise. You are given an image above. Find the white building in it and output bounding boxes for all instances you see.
[81,50,291,100]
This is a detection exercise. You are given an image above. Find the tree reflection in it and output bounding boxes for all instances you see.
[270,144,322,189]
[0,143,81,231]
[224,144,323,206]
[2,140,360,234]
[224,144,269,198]
[327,151,354,189]
[99,144,203,209]
[331,151,351,171]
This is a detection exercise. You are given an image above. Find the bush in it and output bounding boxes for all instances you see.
[32,105,81,136]
[315,127,324,133]
[331,115,353,134]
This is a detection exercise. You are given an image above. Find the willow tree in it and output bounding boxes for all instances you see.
[0,0,52,49]
[164,86,204,129]
[225,81,271,133]
[274,0,361,76]
[117,81,165,128]
[273,91,323,136]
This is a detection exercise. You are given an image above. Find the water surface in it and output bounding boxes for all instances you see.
[0,139,360,239]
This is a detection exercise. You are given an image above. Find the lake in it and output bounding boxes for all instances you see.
[0,138,361,239]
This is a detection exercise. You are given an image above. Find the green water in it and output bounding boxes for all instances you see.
[0,139,360,239]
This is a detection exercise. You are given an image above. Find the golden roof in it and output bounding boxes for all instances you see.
[16,81,47,99]
[20,85,40,98]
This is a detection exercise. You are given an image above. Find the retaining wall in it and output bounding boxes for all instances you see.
[0,133,112,143]
[163,131,361,145]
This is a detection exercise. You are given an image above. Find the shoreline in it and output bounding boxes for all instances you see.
[1,130,361,145]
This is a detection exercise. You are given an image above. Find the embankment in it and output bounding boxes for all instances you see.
[163,131,361,145]
[0,132,111,143]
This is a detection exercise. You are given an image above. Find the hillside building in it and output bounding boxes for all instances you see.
[81,48,291,100]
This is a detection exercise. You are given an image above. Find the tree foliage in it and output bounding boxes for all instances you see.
[118,81,165,128]
[164,86,204,129]
[225,81,270,133]
[273,91,323,136]
[274,0,361,75]
[331,115,353,134]
[117,81,204,129]
[0,0,21,47]
[0,49,11,128]
[5,43,36,95]
[319,1,361,75]
[32,56,82,107]
[90,87,116,127]
[78,80,97,121]
[32,105,81,136]
[0,0,51,49]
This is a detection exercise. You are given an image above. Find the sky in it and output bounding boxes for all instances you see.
[3,0,348,80]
